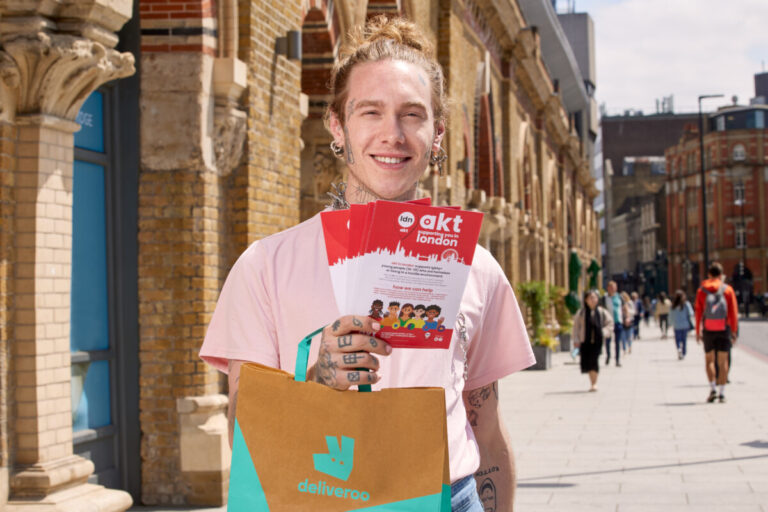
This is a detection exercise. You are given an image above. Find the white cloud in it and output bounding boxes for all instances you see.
[575,0,768,114]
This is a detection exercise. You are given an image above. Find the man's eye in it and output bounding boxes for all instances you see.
[363,110,379,116]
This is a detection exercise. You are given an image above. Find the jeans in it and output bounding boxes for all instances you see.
[674,329,688,356]
[451,475,483,512]
[607,324,623,363]
[621,323,632,351]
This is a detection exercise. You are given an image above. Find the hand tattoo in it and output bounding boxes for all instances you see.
[338,335,353,348]
[348,371,361,382]
[313,339,338,387]
[369,337,378,348]
[332,320,341,332]
[343,353,360,365]
[352,317,363,328]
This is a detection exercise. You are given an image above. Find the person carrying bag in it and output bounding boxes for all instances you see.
[228,327,451,511]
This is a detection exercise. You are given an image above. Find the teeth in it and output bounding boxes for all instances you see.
[373,156,406,164]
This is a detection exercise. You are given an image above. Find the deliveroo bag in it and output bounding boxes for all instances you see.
[228,330,451,511]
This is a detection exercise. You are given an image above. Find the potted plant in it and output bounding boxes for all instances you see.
[518,281,558,370]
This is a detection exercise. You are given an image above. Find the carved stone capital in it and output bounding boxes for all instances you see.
[213,104,246,176]
[0,31,134,121]
[0,51,20,122]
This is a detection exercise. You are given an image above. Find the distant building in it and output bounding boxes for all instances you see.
[665,99,768,302]
[601,111,699,291]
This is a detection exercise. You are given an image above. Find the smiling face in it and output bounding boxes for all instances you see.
[330,59,444,202]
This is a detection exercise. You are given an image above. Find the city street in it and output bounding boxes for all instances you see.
[505,319,768,512]
[739,318,768,360]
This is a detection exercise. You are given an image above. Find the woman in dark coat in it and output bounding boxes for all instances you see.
[572,290,614,391]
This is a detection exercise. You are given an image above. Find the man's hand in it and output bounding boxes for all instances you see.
[696,331,702,343]
[307,315,391,390]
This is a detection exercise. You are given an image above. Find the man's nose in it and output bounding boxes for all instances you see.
[379,115,406,145]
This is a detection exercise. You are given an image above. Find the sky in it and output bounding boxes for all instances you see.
[562,0,768,115]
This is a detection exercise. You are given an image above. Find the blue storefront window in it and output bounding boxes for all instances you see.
[75,91,105,152]
[71,90,111,432]
[71,161,109,353]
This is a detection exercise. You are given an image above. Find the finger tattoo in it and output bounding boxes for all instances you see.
[331,320,341,332]
[342,353,360,365]
[348,371,361,382]
[352,317,363,328]
[338,335,353,348]
[369,337,378,348]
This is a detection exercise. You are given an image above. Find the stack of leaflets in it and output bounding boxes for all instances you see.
[320,199,483,349]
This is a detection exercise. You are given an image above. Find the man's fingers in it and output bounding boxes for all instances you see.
[329,315,381,336]
[337,352,379,371]
[337,370,379,389]
[332,333,391,355]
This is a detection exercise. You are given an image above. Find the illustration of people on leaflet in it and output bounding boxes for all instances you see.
[368,299,384,320]
[380,301,400,327]
[371,300,444,332]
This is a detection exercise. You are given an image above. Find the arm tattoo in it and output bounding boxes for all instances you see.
[468,409,478,427]
[352,317,363,328]
[468,382,497,408]
[342,353,360,365]
[478,478,497,512]
[337,335,353,348]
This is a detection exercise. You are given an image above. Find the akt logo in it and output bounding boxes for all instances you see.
[313,435,354,481]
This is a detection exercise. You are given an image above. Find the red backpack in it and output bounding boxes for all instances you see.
[702,284,728,332]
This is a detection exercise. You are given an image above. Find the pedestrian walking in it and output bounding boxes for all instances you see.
[572,290,613,392]
[655,291,671,339]
[620,291,635,354]
[199,15,535,511]
[642,295,652,326]
[631,291,643,339]
[603,280,623,367]
[694,262,739,403]
[670,290,694,360]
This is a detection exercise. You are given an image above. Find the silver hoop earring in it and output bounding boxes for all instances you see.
[430,146,447,176]
[330,140,344,159]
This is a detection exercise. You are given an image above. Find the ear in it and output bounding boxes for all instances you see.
[329,110,345,145]
[433,120,446,150]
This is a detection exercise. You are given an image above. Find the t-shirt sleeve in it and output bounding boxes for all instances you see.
[199,241,279,373]
[464,260,535,390]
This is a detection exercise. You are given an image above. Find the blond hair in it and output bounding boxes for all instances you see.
[326,15,447,127]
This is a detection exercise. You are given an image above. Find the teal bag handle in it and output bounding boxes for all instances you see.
[294,326,372,392]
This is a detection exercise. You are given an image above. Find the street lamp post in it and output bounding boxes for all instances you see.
[698,94,724,272]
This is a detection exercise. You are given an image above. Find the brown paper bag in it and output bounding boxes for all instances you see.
[228,336,451,511]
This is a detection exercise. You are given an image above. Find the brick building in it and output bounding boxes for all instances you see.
[665,102,768,300]
[1,0,600,509]
[601,112,699,292]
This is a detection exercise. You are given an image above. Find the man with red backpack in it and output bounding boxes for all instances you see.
[694,262,739,403]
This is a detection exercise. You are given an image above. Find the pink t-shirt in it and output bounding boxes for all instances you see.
[200,213,534,482]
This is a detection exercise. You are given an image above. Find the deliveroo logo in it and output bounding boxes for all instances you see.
[313,435,354,481]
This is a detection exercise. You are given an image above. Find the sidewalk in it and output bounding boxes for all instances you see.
[129,321,767,512]
[504,320,768,512]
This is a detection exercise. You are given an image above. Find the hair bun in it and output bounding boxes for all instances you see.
[345,15,434,60]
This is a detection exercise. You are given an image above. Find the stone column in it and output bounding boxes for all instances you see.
[0,2,134,509]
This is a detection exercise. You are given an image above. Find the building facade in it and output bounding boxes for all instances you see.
[1,0,600,509]
[601,112,699,290]
[665,103,768,300]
